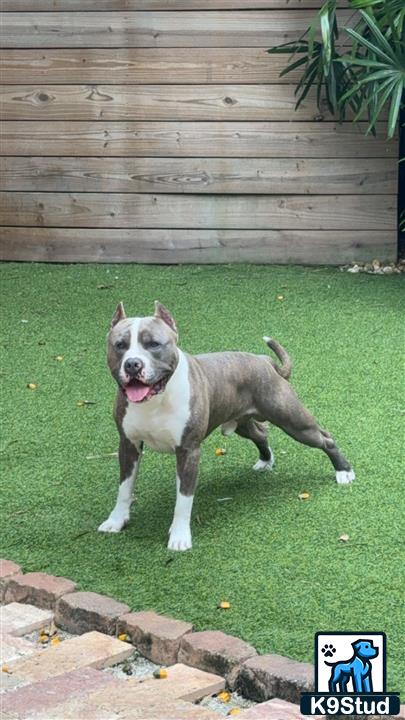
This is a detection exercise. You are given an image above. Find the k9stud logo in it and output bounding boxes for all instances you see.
[300,632,401,716]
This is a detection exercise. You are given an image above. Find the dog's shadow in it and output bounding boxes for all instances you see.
[126,447,328,544]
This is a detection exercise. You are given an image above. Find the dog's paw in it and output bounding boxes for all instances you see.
[167,524,192,551]
[336,469,355,485]
[253,453,274,472]
[98,514,128,533]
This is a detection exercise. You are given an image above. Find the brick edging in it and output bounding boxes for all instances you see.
[0,558,313,703]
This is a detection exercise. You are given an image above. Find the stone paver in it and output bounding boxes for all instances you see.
[118,610,193,665]
[121,700,219,719]
[55,591,130,635]
[163,662,226,703]
[87,665,224,720]
[26,698,121,720]
[1,634,37,664]
[1,602,54,636]
[235,654,314,704]
[0,671,30,695]
[239,698,305,719]
[0,560,22,579]
[1,667,118,718]
[4,572,76,609]
[0,560,321,720]
[109,697,218,720]
[0,560,22,603]
[179,630,257,681]
[9,630,133,682]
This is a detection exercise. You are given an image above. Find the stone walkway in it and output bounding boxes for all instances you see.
[0,559,325,719]
[1,601,305,719]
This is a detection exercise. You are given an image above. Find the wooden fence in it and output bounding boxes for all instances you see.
[0,1,398,264]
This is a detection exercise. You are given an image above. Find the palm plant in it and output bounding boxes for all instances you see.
[268,0,405,250]
[268,0,405,138]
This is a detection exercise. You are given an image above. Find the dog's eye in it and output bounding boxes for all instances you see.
[115,340,127,351]
[148,340,161,349]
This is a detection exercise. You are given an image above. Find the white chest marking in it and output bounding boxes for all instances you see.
[122,350,191,453]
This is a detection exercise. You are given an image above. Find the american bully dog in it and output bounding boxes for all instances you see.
[326,639,379,693]
[98,301,355,550]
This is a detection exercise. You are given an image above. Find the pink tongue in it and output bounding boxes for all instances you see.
[125,381,151,403]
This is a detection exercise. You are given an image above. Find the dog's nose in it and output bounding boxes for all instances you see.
[124,357,144,376]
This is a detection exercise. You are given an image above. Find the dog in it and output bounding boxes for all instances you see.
[98,301,355,550]
[326,640,379,693]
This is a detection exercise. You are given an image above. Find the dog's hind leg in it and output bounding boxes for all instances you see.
[236,418,274,471]
[286,423,354,484]
[259,387,354,484]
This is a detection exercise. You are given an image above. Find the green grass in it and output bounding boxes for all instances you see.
[1,262,404,695]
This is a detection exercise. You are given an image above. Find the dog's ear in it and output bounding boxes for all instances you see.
[154,301,177,335]
[111,301,126,329]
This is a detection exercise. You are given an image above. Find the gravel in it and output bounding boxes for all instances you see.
[198,691,255,715]
[104,651,160,681]
[341,259,405,275]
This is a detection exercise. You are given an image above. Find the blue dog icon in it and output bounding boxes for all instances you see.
[325,639,379,693]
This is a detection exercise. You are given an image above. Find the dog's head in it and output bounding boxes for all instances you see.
[107,301,179,404]
[352,640,379,660]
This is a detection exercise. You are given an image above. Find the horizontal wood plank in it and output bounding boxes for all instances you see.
[1,121,395,158]
[1,1,324,10]
[1,157,396,194]
[1,11,352,48]
[0,227,396,265]
[0,85,333,121]
[0,192,396,229]
[0,48,301,85]
[0,2,398,266]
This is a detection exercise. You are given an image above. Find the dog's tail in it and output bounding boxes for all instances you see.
[262,336,292,380]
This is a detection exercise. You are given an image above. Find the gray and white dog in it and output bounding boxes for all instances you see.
[99,301,355,551]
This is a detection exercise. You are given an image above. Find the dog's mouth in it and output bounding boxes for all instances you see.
[122,376,168,403]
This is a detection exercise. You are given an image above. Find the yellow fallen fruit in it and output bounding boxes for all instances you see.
[228,709,241,716]
[215,448,226,456]
[218,601,231,609]
[118,633,129,642]
[298,491,310,500]
[218,691,231,703]
[2,665,11,674]
[27,383,37,390]
[277,295,284,301]
[39,634,49,644]
[153,668,168,679]
[50,636,61,646]
[55,355,64,361]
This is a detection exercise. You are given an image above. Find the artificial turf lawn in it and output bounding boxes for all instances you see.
[1,262,404,694]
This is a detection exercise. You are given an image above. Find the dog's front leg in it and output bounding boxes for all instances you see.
[98,434,141,533]
[168,446,200,551]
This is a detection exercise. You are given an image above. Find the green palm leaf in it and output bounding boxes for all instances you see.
[268,0,405,137]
